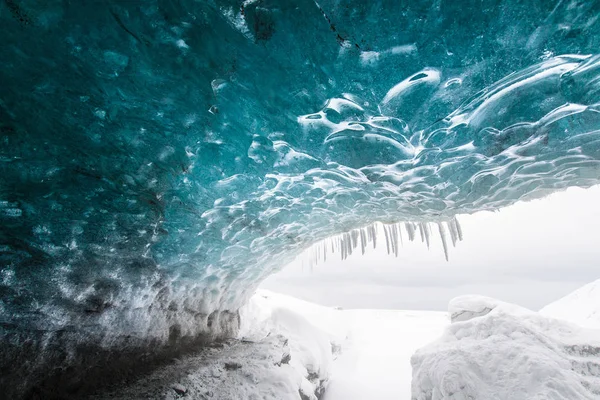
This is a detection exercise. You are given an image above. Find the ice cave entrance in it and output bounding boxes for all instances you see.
[258,185,600,400]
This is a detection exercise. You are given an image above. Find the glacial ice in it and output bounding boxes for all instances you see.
[1,0,600,396]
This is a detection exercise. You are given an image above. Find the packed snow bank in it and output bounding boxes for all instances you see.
[239,290,348,343]
[412,295,600,400]
[541,279,600,329]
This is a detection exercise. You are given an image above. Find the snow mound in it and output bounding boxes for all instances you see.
[238,290,349,399]
[412,295,600,400]
[541,279,600,329]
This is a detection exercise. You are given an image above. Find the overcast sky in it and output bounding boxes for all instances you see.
[261,185,600,311]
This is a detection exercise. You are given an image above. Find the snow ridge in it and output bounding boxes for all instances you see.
[541,279,600,329]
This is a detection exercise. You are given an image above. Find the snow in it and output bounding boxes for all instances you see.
[238,290,345,399]
[324,309,447,400]
[242,290,450,400]
[412,295,600,400]
[242,290,449,400]
[540,278,600,329]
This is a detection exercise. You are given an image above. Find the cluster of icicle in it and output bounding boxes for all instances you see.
[302,217,463,268]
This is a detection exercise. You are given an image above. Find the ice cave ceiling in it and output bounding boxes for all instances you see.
[1,0,600,396]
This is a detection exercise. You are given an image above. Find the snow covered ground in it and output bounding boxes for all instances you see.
[245,290,449,400]
[92,289,449,399]
[252,282,600,400]
[324,309,447,400]
[92,283,600,399]
[242,290,449,400]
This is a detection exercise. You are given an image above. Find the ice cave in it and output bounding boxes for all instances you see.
[1,0,600,398]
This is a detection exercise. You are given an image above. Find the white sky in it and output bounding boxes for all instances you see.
[261,185,600,311]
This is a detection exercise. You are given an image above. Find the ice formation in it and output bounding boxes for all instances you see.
[299,218,461,269]
[2,0,600,396]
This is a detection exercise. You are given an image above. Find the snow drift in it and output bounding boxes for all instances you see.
[412,295,600,400]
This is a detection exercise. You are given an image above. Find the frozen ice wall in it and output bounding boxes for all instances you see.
[1,0,600,397]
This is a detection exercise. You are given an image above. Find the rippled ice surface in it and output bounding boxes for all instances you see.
[1,0,600,396]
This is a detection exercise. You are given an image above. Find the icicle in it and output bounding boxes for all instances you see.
[389,225,395,256]
[383,224,391,255]
[388,224,395,257]
[398,222,404,246]
[423,222,431,249]
[455,217,463,241]
[346,234,350,260]
[418,223,425,243]
[438,222,449,261]
[448,220,457,247]
[392,224,399,256]
[405,222,415,242]
[297,217,464,269]
[395,224,401,257]
[391,224,399,257]
[360,228,366,255]
[372,224,377,249]
[346,232,353,257]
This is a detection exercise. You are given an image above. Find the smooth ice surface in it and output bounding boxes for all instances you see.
[412,295,600,400]
[2,0,600,394]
